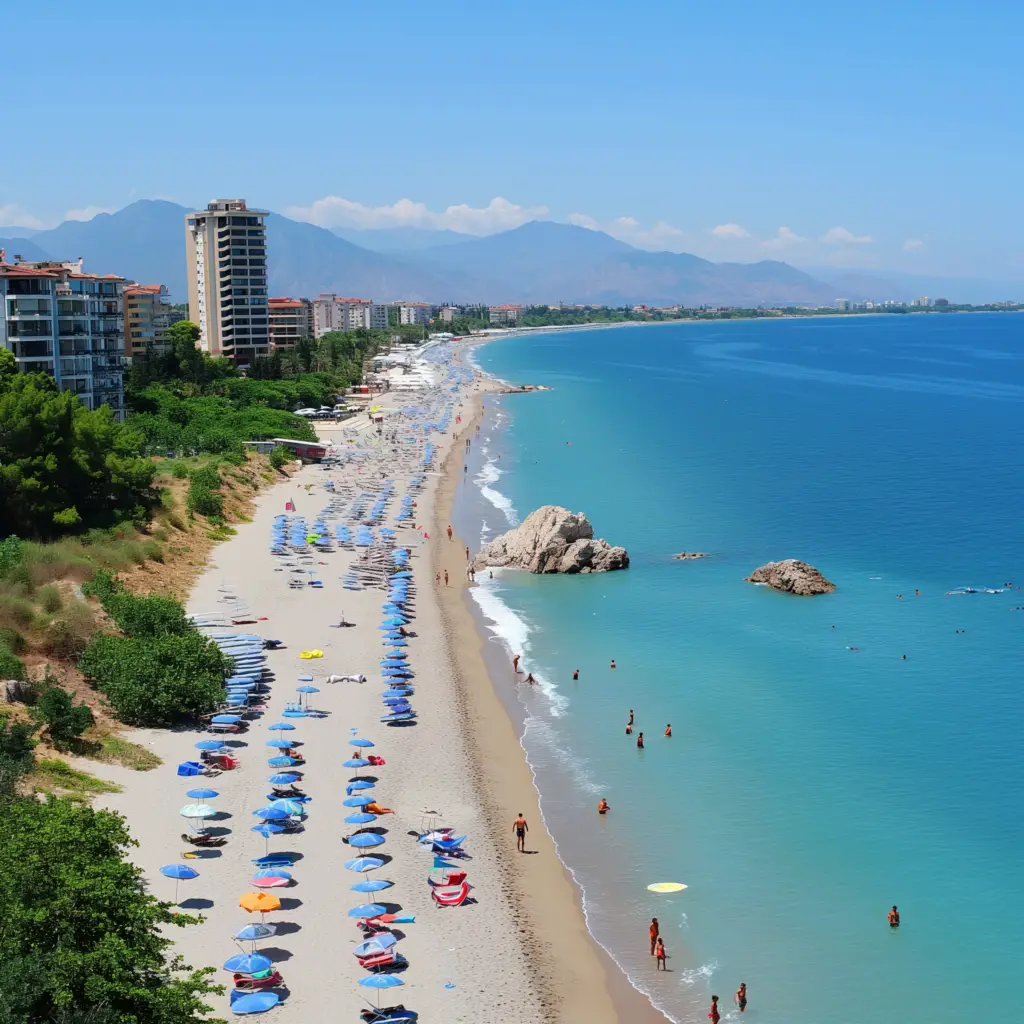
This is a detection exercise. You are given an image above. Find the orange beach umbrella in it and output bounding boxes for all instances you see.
[239,891,281,914]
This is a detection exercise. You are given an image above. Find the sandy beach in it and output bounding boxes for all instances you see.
[86,344,664,1023]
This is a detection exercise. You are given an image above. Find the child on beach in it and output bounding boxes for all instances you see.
[655,937,666,970]
[709,995,721,1023]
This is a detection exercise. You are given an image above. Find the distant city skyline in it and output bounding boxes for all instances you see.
[2,1,1022,280]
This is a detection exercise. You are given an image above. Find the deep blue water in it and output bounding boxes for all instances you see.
[463,314,1024,1024]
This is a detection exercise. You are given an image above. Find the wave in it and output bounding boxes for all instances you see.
[475,458,518,525]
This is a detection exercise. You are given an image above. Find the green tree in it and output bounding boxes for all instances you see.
[0,796,222,1023]
[0,374,156,539]
[35,686,94,743]
[78,632,228,726]
[0,715,36,796]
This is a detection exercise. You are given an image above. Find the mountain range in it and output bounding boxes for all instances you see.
[2,200,1016,307]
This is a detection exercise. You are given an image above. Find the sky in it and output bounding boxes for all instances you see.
[2,0,1022,279]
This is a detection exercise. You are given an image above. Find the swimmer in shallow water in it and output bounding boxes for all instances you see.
[664,724,672,737]
[610,659,616,669]
[598,798,610,814]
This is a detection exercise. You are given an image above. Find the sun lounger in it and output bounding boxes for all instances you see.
[431,880,471,907]
[233,970,283,990]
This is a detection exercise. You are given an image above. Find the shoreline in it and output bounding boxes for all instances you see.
[432,359,668,1022]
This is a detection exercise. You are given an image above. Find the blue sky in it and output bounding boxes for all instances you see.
[2,0,1021,278]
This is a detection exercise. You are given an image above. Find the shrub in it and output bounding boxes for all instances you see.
[0,714,36,794]
[0,627,26,654]
[35,686,94,743]
[269,445,291,470]
[171,461,189,479]
[0,536,24,578]
[0,644,26,681]
[38,585,62,614]
[0,594,36,631]
[188,465,221,490]
[40,601,97,660]
[187,482,223,518]
[83,571,190,637]
[79,632,228,726]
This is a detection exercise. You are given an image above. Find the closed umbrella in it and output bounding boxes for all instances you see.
[159,863,199,904]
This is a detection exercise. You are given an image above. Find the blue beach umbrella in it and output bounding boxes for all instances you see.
[211,714,242,724]
[195,740,225,751]
[296,685,319,694]
[253,806,290,820]
[342,758,370,769]
[265,738,293,749]
[347,780,375,791]
[349,738,375,748]
[359,974,404,1008]
[345,812,377,824]
[253,867,293,880]
[233,923,276,949]
[343,794,374,807]
[347,832,385,849]
[344,856,384,872]
[229,990,279,1015]
[268,799,305,816]
[267,755,299,767]
[351,878,393,893]
[268,722,296,732]
[282,708,307,718]
[223,952,273,975]
[348,903,387,918]
[159,863,199,903]
[268,773,302,785]
[185,787,219,800]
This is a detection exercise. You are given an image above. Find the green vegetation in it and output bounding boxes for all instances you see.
[269,444,292,470]
[29,757,121,798]
[78,571,228,726]
[186,464,224,518]
[0,349,157,540]
[35,686,95,744]
[0,794,221,1022]
[96,734,162,771]
[0,714,35,797]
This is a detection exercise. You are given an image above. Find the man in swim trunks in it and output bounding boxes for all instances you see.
[888,905,900,927]
[649,917,659,954]
[735,983,747,1012]
[637,732,644,749]
[513,813,528,852]
[598,798,610,815]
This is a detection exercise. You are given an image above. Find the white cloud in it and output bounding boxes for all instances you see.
[903,237,925,251]
[567,212,599,230]
[284,195,547,236]
[64,205,114,222]
[0,203,44,230]
[761,226,807,249]
[822,225,873,245]
[606,216,686,250]
[711,223,750,239]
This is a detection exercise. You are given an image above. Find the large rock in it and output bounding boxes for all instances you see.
[746,559,835,596]
[473,506,628,574]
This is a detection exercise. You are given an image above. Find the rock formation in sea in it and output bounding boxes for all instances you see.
[473,506,629,574]
[673,551,708,560]
[746,559,836,595]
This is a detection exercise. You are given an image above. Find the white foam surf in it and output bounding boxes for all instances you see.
[475,458,518,525]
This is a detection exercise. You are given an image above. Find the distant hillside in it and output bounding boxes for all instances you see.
[9,202,851,307]
[331,226,475,252]
[0,237,53,264]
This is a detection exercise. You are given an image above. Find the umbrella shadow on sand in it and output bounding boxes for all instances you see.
[201,826,232,838]
[271,921,301,936]
[258,946,293,962]
[208,810,233,821]
[178,897,214,910]
[183,849,222,860]
[277,898,302,911]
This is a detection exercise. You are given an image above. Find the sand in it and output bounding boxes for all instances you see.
[89,347,664,1023]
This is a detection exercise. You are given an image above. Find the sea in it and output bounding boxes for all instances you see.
[450,313,1024,1024]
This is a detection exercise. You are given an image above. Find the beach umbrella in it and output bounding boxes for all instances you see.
[265,738,293,749]
[381,617,406,626]
[195,740,225,751]
[343,794,374,807]
[347,832,385,849]
[359,973,404,1008]
[268,722,296,732]
[296,685,319,693]
[380,659,407,667]
[268,755,300,767]
[347,780,375,792]
[250,821,285,856]
[348,902,387,918]
[254,868,293,881]
[351,878,393,893]
[349,738,375,748]
[211,714,242,724]
[239,891,281,916]
[233,922,276,946]
[159,863,199,904]
[223,952,273,975]
[282,708,307,718]
[353,933,398,958]
[268,772,302,785]
[342,758,370,769]
[345,812,377,825]
[229,991,279,1015]
[251,874,291,888]
[253,806,290,820]
[185,787,219,800]
[344,856,384,873]
[268,799,305,816]
[179,803,217,822]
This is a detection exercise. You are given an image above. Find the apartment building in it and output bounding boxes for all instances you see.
[369,302,391,329]
[488,303,523,324]
[0,258,126,418]
[185,199,269,364]
[124,283,172,359]
[311,295,367,336]
[397,302,432,326]
[268,296,313,349]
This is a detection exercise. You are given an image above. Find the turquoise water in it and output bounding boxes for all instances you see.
[462,314,1024,1024]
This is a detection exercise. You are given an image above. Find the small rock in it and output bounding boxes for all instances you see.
[746,559,835,596]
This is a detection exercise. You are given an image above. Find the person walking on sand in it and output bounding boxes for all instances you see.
[513,813,528,852]
[443,570,449,586]
[513,654,521,673]
[465,545,470,560]
[654,936,667,970]
[649,917,660,955]
[637,732,644,749]
[447,525,453,541]
[708,995,721,1023]
[735,983,747,1013]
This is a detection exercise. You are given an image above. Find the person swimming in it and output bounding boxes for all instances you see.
[598,798,610,814]
[888,905,900,928]
[664,724,672,737]
[636,732,644,749]
[572,669,579,680]
[610,659,616,669]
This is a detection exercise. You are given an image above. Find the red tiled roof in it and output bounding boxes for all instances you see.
[0,262,62,278]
